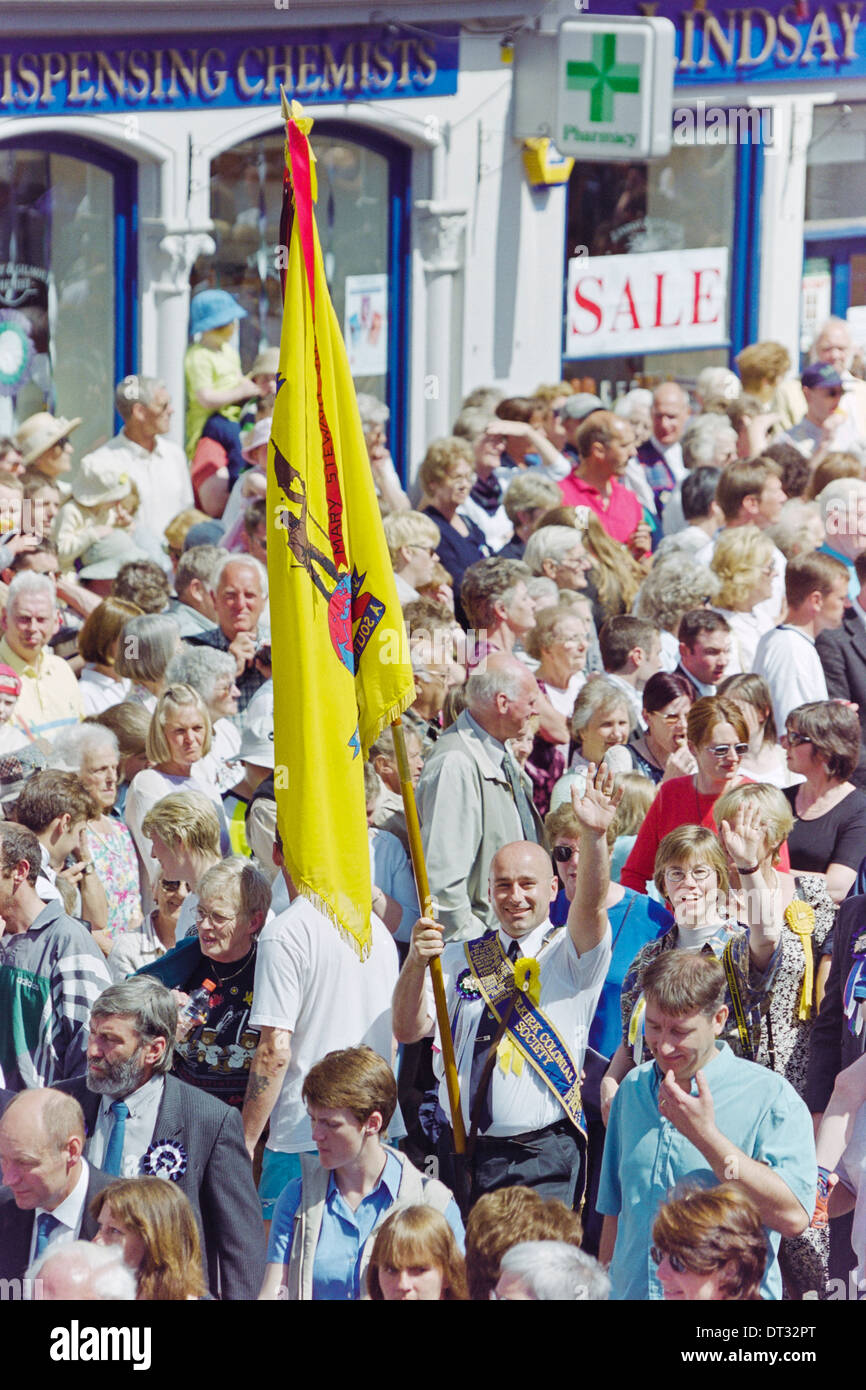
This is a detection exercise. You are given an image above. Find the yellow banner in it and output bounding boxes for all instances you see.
[267,101,413,958]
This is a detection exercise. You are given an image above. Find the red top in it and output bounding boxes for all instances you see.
[620,774,790,893]
[558,473,642,544]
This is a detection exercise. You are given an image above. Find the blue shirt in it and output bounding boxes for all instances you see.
[587,889,672,1061]
[266,1148,465,1300]
[597,1042,816,1301]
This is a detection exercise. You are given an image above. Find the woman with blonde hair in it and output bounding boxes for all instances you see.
[710,525,777,672]
[124,683,229,891]
[91,1177,208,1300]
[550,676,634,811]
[535,505,644,628]
[367,1205,468,1300]
[717,671,791,787]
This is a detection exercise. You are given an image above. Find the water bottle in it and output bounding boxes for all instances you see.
[177,979,216,1033]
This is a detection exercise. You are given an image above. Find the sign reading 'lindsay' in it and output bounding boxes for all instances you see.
[0,27,459,115]
[611,1,866,83]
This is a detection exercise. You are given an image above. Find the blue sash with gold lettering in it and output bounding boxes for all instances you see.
[464,932,586,1138]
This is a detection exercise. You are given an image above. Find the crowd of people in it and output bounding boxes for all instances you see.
[4,297,866,1302]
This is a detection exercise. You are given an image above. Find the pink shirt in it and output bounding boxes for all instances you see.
[558,473,642,543]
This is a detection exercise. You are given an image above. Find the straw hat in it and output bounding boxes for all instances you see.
[15,412,82,468]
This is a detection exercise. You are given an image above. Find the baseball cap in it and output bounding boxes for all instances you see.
[801,363,847,391]
[560,394,605,422]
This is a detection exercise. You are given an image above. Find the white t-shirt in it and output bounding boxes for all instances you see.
[249,896,400,1153]
[78,667,131,716]
[427,919,611,1137]
[753,624,828,732]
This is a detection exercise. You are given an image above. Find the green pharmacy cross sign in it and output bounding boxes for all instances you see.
[566,33,640,124]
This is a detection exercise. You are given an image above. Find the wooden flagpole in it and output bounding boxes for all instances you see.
[390,720,466,1154]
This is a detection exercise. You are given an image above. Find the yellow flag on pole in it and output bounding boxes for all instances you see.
[267,101,414,959]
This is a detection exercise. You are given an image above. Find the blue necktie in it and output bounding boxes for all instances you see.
[35,1211,61,1258]
[103,1100,130,1175]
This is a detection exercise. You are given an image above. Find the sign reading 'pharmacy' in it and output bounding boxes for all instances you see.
[0,27,459,116]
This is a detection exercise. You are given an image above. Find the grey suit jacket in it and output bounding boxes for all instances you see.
[58,1073,265,1299]
[0,1161,112,1281]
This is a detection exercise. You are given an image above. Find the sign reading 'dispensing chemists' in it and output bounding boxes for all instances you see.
[556,18,676,159]
[0,27,459,115]
[566,247,729,357]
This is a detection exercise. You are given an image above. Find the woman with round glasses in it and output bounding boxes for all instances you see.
[651,1183,766,1301]
[781,700,866,903]
[628,670,696,785]
[136,856,270,1107]
[620,695,791,894]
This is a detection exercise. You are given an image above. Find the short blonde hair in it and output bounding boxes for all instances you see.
[569,677,634,744]
[382,511,441,563]
[146,684,212,765]
[713,782,793,861]
[142,790,221,857]
[418,437,474,493]
[653,824,730,898]
[710,525,775,610]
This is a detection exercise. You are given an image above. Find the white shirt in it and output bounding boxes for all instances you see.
[428,919,611,1137]
[753,624,828,731]
[29,1160,91,1265]
[718,608,766,676]
[459,495,514,552]
[650,435,685,483]
[125,767,230,888]
[78,431,193,542]
[78,667,131,717]
[87,1075,166,1177]
[249,895,400,1153]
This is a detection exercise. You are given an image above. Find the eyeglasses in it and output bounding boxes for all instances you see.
[195,906,237,928]
[651,710,688,725]
[707,743,748,759]
[784,730,812,747]
[553,845,577,863]
[664,865,714,885]
[650,1246,686,1272]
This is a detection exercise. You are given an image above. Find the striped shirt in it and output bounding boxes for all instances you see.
[0,900,111,1090]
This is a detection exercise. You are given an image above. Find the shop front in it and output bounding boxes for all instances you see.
[563,0,866,392]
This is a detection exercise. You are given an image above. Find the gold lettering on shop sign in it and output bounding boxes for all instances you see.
[697,12,736,69]
[67,52,94,102]
[734,7,776,66]
[321,42,355,92]
[265,45,293,96]
[199,48,227,99]
[237,47,265,97]
[297,44,321,91]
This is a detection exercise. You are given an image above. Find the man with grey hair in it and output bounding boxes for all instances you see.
[495,1240,610,1300]
[415,652,544,940]
[816,476,866,598]
[661,413,738,537]
[167,544,222,637]
[78,375,193,546]
[28,1239,137,1301]
[186,553,268,711]
[0,1089,112,1281]
[0,570,82,740]
[637,381,691,515]
[57,976,265,1298]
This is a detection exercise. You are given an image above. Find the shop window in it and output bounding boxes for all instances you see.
[0,146,118,457]
[563,143,737,394]
[806,104,866,223]
[201,130,391,403]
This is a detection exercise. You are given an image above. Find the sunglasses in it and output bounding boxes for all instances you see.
[707,743,748,759]
[651,1245,686,1272]
[160,879,189,893]
[783,730,812,747]
[553,845,577,863]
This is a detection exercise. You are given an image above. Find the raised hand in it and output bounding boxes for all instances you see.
[570,761,624,836]
[718,797,766,874]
